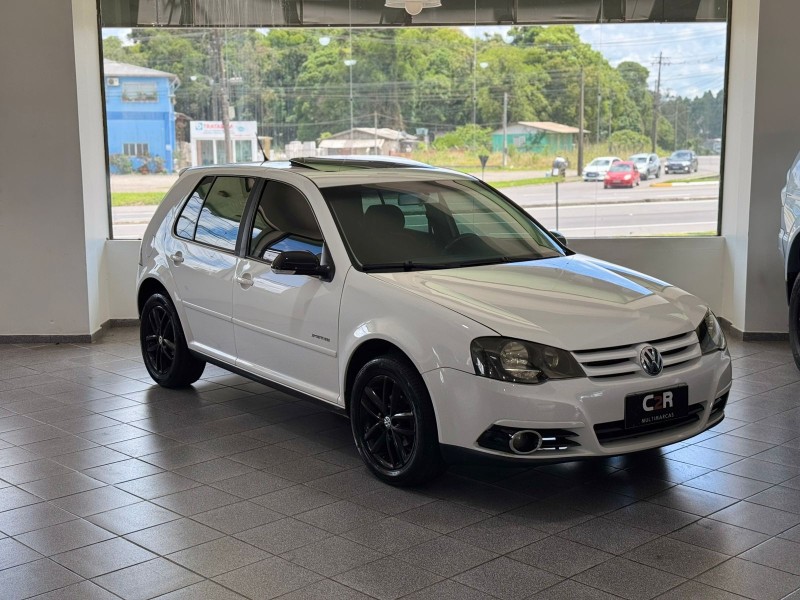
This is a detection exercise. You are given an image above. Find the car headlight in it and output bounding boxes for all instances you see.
[470,337,585,384]
[623,174,631,180]
[696,309,726,354]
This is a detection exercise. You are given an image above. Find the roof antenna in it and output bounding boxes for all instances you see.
[256,136,268,163]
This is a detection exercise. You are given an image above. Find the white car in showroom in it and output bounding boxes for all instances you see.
[137,157,732,485]
[583,156,623,182]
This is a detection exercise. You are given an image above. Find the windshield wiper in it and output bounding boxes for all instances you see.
[361,261,452,272]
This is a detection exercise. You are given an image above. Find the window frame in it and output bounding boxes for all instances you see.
[121,82,159,103]
[171,174,258,255]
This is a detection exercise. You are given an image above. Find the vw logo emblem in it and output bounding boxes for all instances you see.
[640,346,663,377]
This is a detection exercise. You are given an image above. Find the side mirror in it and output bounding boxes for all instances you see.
[550,230,568,247]
[271,250,332,281]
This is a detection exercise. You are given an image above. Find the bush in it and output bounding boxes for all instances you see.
[109,153,133,174]
[433,125,492,152]
[607,130,652,154]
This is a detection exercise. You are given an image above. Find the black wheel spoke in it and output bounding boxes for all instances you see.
[360,395,381,421]
[385,430,397,465]
[364,385,387,415]
[148,309,160,335]
[393,426,414,438]
[367,431,387,454]
[364,422,382,441]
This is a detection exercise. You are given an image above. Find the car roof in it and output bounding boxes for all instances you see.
[590,156,621,161]
[629,153,652,158]
[178,156,472,188]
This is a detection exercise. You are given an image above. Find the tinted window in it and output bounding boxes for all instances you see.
[193,176,254,251]
[609,164,633,172]
[175,177,213,240]
[248,180,322,262]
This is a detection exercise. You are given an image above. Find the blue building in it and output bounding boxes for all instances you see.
[104,59,178,173]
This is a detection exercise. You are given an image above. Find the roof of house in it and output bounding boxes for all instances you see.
[103,59,178,81]
[327,127,418,141]
[500,121,584,135]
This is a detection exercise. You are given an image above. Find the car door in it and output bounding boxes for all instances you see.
[232,178,343,403]
[165,175,255,362]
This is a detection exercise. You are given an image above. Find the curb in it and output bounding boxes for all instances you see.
[650,181,720,188]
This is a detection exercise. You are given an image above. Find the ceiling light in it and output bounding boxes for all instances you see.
[385,0,441,16]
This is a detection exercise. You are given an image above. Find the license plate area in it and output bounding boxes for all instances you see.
[625,385,688,430]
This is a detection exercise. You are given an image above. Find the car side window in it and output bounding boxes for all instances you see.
[192,176,254,251]
[175,177,213,240]
[791,153,800,191]
[248,180,323,262]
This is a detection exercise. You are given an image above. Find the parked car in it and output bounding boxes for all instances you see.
[604,161,641,189]
[665,150,698,174]
[583,156,622,182]
[779,151,800,368]
[629,153,661,180]
[137,156,732,485]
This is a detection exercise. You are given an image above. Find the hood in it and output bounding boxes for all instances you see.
[370,255,707,351]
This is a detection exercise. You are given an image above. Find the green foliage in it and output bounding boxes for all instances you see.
[109,153,133,174]
[433,125,492,151]
[608,130,651,154]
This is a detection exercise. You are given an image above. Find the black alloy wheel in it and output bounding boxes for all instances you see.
[140,293,205,388]
[790,275,800,369]
[350,355,444,485]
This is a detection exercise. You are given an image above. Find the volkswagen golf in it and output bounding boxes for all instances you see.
[137,157,732,485]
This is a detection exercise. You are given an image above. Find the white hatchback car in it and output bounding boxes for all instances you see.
[137,157,732,485]
[583,156,623,182]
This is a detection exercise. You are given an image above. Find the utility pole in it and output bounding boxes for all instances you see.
[596,83,602,144]
[374,111,378,156]
[674,100,679,151]
[502,91,508,168]
[651,51,667,153]
[212,29,232,164]
[578,67,585,177]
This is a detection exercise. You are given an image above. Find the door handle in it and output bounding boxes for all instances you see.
[236,273,254,289]
[169,251,184,265]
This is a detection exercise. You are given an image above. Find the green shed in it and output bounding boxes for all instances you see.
[492,121,584,153]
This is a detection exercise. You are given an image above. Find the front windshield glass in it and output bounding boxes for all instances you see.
[322,178,564,271]
[672,152,691,160]
[590,159,610,167]
[609,164,633,172]
[633,157,648,163]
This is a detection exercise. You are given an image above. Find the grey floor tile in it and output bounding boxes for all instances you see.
[648,485,739,516]
[0,486,44,511]
[174,458,255,484]
[16,518,115,555]
[53,446,128,471]
[92,557,204,600]
[393,535,496,577]
[51,536,157,578]
[152,580,249,600]
[747,485,800,514]
[604,500,700,534]
[140,445,218,470]
[401,579,497,600]
[51,485,140,517]
[709,501,800,535]
[696,557,800,600]
[115,471,202,500]
[780,523,800,543]
[82,458,164,484]
[622,536,728,577]
[509,500,594,533]
[0,501,76,535]
[214,556,324,600]
[275,579,376,600]
[151,485,240,516]
[719,458,800,484]
[251,484,338,516]
[559,516,660,554]
[683,470,773,499]
[306,468,386,499]
[528,579,623,600]
[29,580,121,600]
[0,537,44,570]
[454,556,563,600]
[235,517,332,554]
[124,517,224,555]
[653,580,750,600]
[0,558,83,600]
[295,499,384,534]
[334,557,442,600]
[509,537,613,577]
[87,500,182,535]
[342,516,439,554]
[449,514,549,554]
[168,536,270,577]
[398,499,488,534]
[740,537,800,575]
[262,457,346,483]
[19,472,106,500]
[211,471,294,498]
[573,556,685,600]
[0,458,72,485]
[193,500,284,534]
[348,486,435,516]
[282,535,383,577]
[669,518,770,554]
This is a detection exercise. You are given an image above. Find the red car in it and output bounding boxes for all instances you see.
[604,161,640,188]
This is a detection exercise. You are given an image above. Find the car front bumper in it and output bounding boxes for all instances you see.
[423,349,731,462]
[667,164,691,173]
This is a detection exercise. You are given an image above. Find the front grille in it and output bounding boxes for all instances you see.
[594,402,704,444]
[572,331,701,380]
[477,425,580,454]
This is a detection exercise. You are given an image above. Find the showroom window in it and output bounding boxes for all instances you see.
[121,82,158,102]
[100,0,728,240]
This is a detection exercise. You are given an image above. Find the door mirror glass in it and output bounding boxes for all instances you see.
[271,250,330,279]
[550,230,568,247]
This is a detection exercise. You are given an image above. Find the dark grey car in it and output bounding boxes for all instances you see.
[665,150,698,174]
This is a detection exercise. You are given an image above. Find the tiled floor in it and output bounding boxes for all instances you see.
[1,328,799,600]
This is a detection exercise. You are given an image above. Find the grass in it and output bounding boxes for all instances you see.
[492,176,579,188]
[673,175,720,183]
[111,192,165,207]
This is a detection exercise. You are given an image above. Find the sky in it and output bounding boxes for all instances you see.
[103,21,726,99]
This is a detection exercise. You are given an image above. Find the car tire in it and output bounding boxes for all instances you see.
[790,275,800,370]
[140,293,205,388]
[656,169,661,179]
[604,184,608,189]
[350,354,444,486]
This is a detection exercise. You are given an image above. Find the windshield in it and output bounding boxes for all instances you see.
[322,178,564,271]
[589,159,610,167]
[671,152,691,160]
[632,157,648,163]
[609,164,633,172]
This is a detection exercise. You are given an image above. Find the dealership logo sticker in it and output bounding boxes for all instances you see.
[640,346,663,376]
